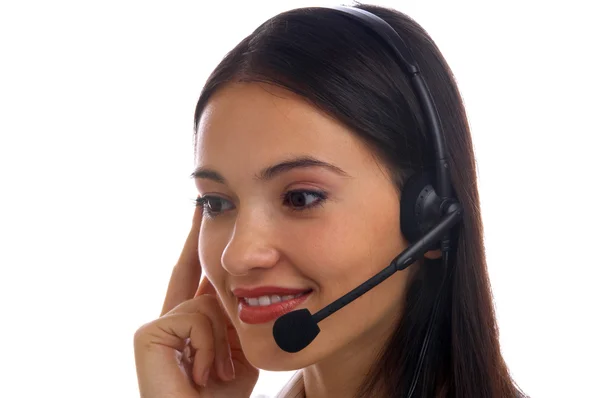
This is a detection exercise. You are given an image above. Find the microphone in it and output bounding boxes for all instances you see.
[272,202,462,353]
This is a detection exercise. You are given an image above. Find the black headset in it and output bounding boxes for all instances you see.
[328,6,461,397]
[272,6,464,398]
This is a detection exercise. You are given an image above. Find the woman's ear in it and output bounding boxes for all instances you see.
[424,249,442,260]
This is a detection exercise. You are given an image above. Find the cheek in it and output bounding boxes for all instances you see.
[198,221,229,285]
[289,201,403,287]
[281,218,359,289]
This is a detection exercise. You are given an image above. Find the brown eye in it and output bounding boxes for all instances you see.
[206,197,223,211]
[283,190,327,211]
[197,196,234,217]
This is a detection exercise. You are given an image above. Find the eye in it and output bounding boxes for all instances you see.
[282,190,327,211]
[196,196,235,217]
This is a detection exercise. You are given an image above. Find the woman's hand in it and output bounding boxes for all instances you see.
[134,205,259,398]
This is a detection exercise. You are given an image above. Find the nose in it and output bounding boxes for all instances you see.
[221,207,280,276]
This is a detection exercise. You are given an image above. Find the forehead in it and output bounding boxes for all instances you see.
[194,82,364,167]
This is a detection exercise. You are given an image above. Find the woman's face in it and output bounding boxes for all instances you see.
[194,82,414,370]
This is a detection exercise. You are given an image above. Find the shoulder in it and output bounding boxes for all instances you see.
[275,370,304,398]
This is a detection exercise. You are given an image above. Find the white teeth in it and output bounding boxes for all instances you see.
[258,296,270,306]
[243,293,306,307]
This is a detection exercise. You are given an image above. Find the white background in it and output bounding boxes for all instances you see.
[1,1,598,397]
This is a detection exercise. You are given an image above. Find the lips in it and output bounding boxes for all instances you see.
[232,286,313,324]
[232,286,311,298]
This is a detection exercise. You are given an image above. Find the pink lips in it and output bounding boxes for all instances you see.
[232,286,312,324]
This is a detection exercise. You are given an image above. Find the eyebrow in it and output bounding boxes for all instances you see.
[190,156,350,183]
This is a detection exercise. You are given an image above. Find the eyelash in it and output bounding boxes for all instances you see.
[194,190,328,218]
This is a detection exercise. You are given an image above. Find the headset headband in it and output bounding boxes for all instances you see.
[327,6,452,200]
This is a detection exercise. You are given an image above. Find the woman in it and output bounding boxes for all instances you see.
[134,4,528,397]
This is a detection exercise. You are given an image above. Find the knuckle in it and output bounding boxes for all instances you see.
[133,321,157,349]
[189,313,211,331]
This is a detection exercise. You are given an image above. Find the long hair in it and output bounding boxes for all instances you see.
[192,3,527,397]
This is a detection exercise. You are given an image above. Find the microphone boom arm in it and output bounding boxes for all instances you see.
[312,202,462,324]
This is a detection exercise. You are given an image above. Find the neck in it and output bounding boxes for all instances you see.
[302,317,397,398]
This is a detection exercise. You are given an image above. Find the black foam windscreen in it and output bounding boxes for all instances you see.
[273,309,320,353]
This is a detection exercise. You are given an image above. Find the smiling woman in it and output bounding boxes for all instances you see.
[133,4,528,398]
[194,81,411,377]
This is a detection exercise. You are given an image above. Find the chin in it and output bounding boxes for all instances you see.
[249,353,311,372]
[240,329,316,371]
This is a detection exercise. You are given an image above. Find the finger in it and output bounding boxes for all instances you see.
[166,295,235,382]
[137,310,217,387]
[195,277,234,340]
[194,278,241,359]
[161,205,203,316]
[193,281,257,382]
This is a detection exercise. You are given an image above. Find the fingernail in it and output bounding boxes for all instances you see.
[201,369,210,386]
[225,357,235,380]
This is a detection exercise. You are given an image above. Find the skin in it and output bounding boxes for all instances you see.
[134,81,438,398]
[135,205,259,398]
[195,82,427,397]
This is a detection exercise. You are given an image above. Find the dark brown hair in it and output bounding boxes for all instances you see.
[193,3,527,397]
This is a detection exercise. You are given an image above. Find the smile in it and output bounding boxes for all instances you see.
[237,290,312,324]
[243,293,305,306]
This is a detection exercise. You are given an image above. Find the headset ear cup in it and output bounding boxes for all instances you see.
[400,172,436,243]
